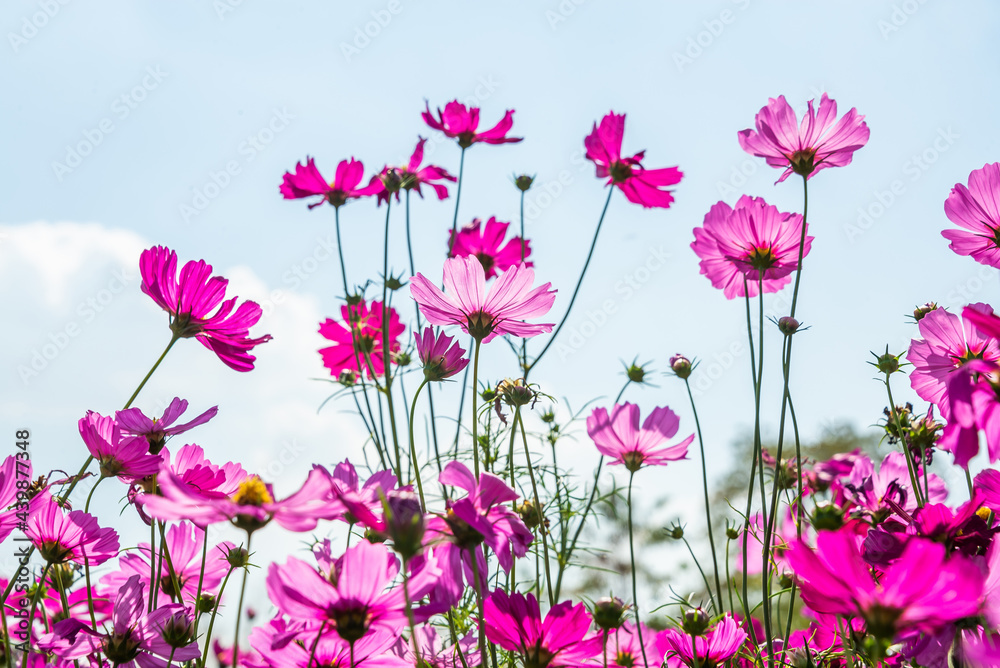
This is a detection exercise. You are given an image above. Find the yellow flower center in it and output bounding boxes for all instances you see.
[231,476,273,507]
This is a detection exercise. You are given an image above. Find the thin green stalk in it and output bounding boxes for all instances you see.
[527,186,614,375]
[200,567,235,668]
[230,534,252,668]
[752,274,775,668]
[680,536,716,613]
[788,175,809,320]
[165,647,177,668]
[886,380,923,508]
[447,147,467,257]
[626,471,650,668]
[517,411,553,606]
[683,377,723,610]
[307,621,327,668]
[380,198,403,481]
[407,379,429,511]
[192,527,211,638]
[471,339,483,478]
[519,188,529,371]
[691,634,701,668]
[468,547,491,668]
[400,562,421,664]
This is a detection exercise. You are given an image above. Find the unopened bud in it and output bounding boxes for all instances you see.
[681,608,711,636]
[592,597,628,631]
[385,491,425,561]
[777,316,800,336]
[514,174,535,192]
[226,546,250,569]
[669,354,693,379]
[912,302,939,322]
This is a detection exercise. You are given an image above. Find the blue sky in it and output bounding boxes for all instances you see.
[4,0,1000,619]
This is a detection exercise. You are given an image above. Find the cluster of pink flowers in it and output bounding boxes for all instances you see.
[15,89,1000,668]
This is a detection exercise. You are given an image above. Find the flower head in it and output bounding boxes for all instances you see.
[415,327,469,381]
[26,491,119,565]
[483,591,602,668]
[319,300,405,379]
[585,111,683,209]
[656,615,747,668]
[942,162,1000,268]
[605,622,663,668]
[0,455,30,542]
[140,246,272,371]
[410,256,555,343]
[422,101,522,148]
[78,411,162,481]
[116,397,217,455]
[587,403,693,472]
[280,157,383,208]
[449,217,532,279]
[691,195,812,300]
[738,93,869,183]
[378,137,456,204]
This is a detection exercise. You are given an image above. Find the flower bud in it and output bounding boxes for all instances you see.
[380,168,403,194]
[778,572,794,589]
[540,410,556,424]
[392,350,412,367]
[681,608,711,636]
[385,273,407,292]
[226,546,250,569]
[516,500,543,530]
[812,502,844,531]
[669,354,693,379]
[591,597,628,631]
[912,302,939,322]
[161,611,195,649]
[777,316,800,336]
[514,174,535,192]
[338,370,359,387]
[197,594,217,614]
[668,523,685,540]
[47,564,75,592]
[385,491,425,561]
[725,525,740,540]
[870,347,903,375]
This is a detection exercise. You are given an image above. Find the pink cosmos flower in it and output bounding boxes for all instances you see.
[396,625,479,668]
[78,411,161,482]
[43,583,113,626]
[329,459,398,529]
[483,591,602,668]
[942,162,1000,268]
[410,256,556,343]
[251,618,406,668]
[140,246,272,372]
[448,217,532,279]
[415,327,469,381]
[584,112,683,209]
[690,195,813,300]
[378,137,456,204]
[605,623,664,668]
[937,357,1000,468]
[0,455,29,542]
[131,444,247,522]
[39,576,199,668]
[116,397,217,455]
[907,303,999,414]
[280,157,384,209]
[842,451,946,519]
[26,491,119,565]
[656,616,747,668]
[266,540,439,643]
[100,523,234,606]
[422,101,522,148]
[318,300,405,380]
[785,528,984,639]
[586,403,693,472]
[143,464,342,533]
[738,93,870,183]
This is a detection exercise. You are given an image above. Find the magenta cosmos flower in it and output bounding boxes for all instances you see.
[410,256,556,343]
[585,111,683,209]
[691,195,813,300]
[415,327,469,381]
[448,217,532,279]
[26,491,119,565]
[116,397,217,455]
[251,618,406,668]
[79,411,161,482]
[942,163,1000,268]
[131,444,247,522]
[738,93,870,183]
[605,623,664,668]
[785,528,984,640]
[938,358,1000,468]
[587,403,693,472]
[379,137,456,204]
[422,101,522,148]
[330,459,398,528]
[266,539,439,643]
[0,455,30,542]
[907,303,1000,414]
[318,300,405,379]
[39,576,199,668]
[656,616,747,668]
[484,591,602,668]
[843,451,946,519]
[280,156,383,209]
[140,246,272,372]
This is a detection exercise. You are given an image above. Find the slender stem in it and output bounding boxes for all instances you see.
[407,379,429,511]
[967,468,976,498]
[230,534,252,668]
[192,527,211,637]
[307,620,327,668]
[401,562,421,665]
[739,278,763,660]
[468,547,489,668]
[527,187,614,375]
[555,455,603,601]
[519,188,529,372]
[885,381,923,508]
[380,198,403,480]
[753,275,775,668]
[199,565,233,668]
[788,175,809,320]
[350,641,356,668]
[471,339,483,479]
[691,634,701,668]
[517,411,553,606]
[125,334,179,410]
[447,147,467,257]
[626,471,650,668]
[165,647,177,668]
[683,377,723,610]
[148,516,158,613]
[680,536,716,613]
[725,536,735,615]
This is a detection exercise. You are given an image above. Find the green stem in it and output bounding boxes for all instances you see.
[885,380,923,508]
[681,536,716,613]
[517,411,553,606]
[788,175,809,320]
[307,620,327,668]
[380,198,403,482]
[230,534,252,668]
[447,147,467,257]
[626,471,650,668]
[407,379,429,511]
[752,274,774,668]
[471,339,483,479]
[200,567,235,668]
[527,186,614,376]
[192,526,211,637]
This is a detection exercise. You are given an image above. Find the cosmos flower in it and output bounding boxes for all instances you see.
[586,403,693,472]
[378,137,456,204]
[26,491,119,565]
[318,300,405,379]
[410,256,556,343]
[0,455,30,542]
[842,451,946,519]
[78,411,162,482]
[584,111,683,209]
[329,459,399,529]
[605,623,664,668]
[280,157,383,208]
[414,327,469,381]
[250,617,406,668]
[140,245,272,372]
[942,162,1000,268]
[656,615,747,668]
[448,217,532,279]
[422,101,522,148]
[116,397,218,455]
[690,195,812,300]
[738,93,869,183]
[483,591,602,668]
